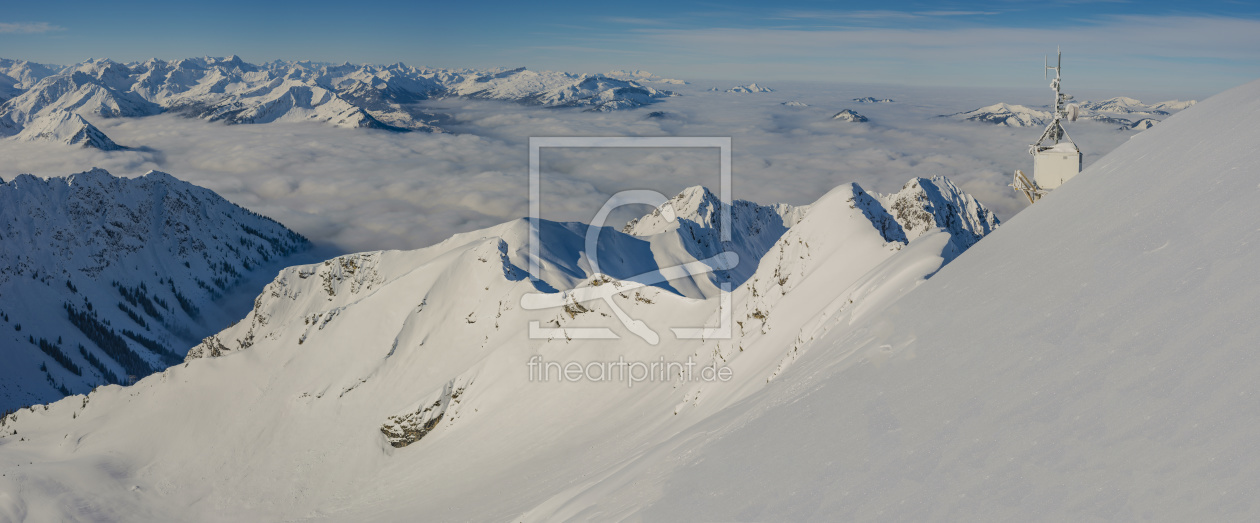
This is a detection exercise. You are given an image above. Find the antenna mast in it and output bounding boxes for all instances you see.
[1032,48,1075,152]
[1011,48,1084,203]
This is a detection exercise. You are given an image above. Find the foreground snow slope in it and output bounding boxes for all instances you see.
[0,176,994,521]
[535,79,1260,520]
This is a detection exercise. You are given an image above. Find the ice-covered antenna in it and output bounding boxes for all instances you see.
[1032,47,1074,151]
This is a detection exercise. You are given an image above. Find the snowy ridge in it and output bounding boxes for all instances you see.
[0,175,997,521]
[0,56,677,146]
[0,168,309,412]
[948,96,1198,129]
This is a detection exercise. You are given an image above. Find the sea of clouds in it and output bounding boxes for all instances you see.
[0,81,1152,255]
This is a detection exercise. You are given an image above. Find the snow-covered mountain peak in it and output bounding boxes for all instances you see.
[622,185,806,237]
[11,111,125,150]
[947,102,1051,127]
[877,176,1000,248]
[725,83,774,93]
[832,109,868,122]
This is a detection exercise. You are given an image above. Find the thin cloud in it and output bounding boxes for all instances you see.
[0,22,64,34]
[914,10,1000,16]
[621,15,1260,92]
[603,17,676,26]
[774,10,922,21]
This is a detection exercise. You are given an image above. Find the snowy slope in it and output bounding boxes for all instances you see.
[0,169,309,412]
[0,56,676,146]
[524,79,1260,520]
[0,176,995,521]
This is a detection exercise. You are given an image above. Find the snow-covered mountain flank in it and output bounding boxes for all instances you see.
[0,56,676,148]
[0,174,996,520]
[0,169,309,412]
[947,96,1197,129]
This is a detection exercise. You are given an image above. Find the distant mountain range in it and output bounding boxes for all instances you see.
[945,97,1197,130]
[0,57,678,148]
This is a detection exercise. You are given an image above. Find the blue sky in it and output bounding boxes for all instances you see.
[2,0,1258,96]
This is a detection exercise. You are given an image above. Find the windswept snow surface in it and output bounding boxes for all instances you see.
[526,79,1260,520]
[0,177,995,521]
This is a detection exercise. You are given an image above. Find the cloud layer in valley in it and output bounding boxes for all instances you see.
[0,81,1161,254]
